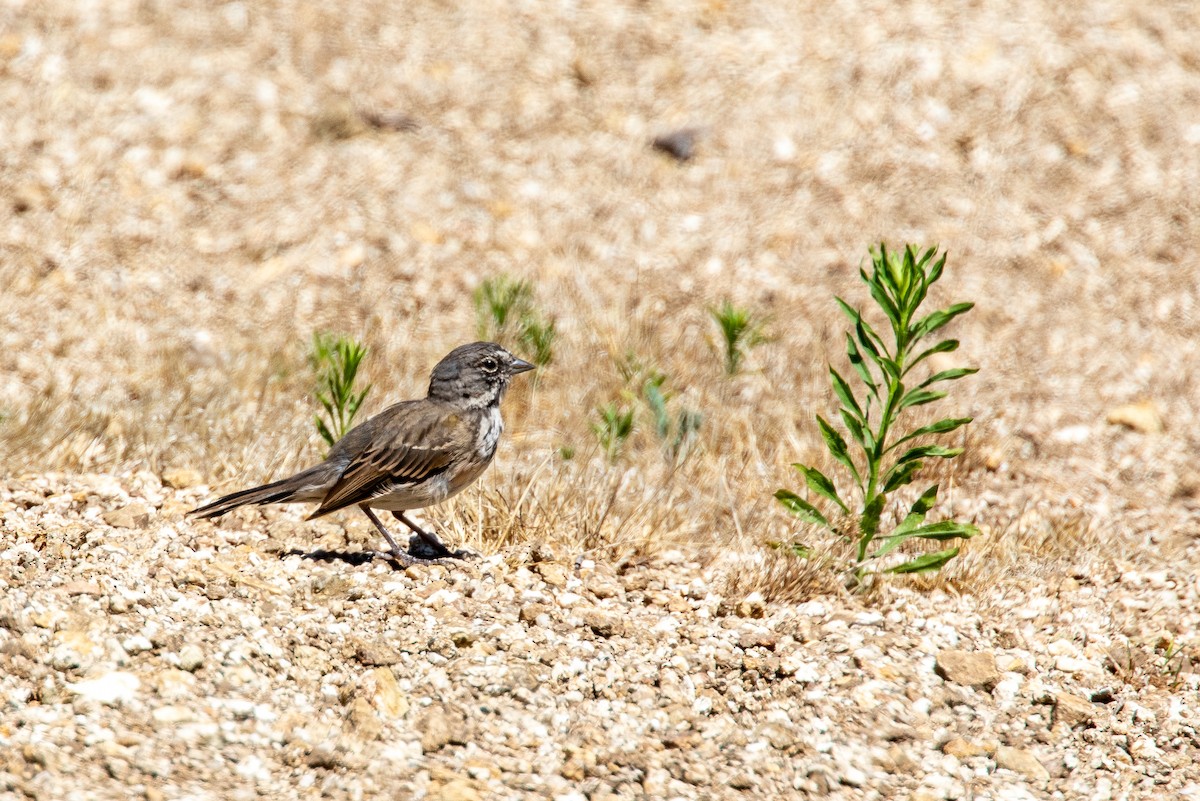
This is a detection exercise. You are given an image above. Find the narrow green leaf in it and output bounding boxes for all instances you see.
[926,250,946,286]
[774,489,832,529]
[872,520,978,562]
[882,459,922,493]
[876,353,901,383]
[829,368,863,422]
[896,444,962,465]
[913,302,974,341]
[794,464,849,514]
[845,334,878,397]
[816,415,861,488]
[884,547,960,574]
[834,296,859,326]
[918,367,979,389]
[865,278,901,337]
[906,483,939,522]
[899,388,947,409]
[644,381,670,440]
[908,339,959,372]
[789,543,812,559]
[855,317,886,363]
[837,298,889,360]
[872,244,903,302]
[839,407,866,449]
[904,520,980,540]
[909,252,939,311]
[888,417,973,451]
[315,417,336,448]
[858,493,885,546]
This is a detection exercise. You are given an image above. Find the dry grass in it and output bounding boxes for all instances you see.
[2,0,1199,594]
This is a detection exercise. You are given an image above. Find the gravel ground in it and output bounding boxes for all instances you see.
[1,473,1198,800]
[3,1,1200,799]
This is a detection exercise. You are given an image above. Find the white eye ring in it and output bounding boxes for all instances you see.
[481,357,499,372]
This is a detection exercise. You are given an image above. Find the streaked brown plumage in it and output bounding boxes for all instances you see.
[190,342,534,565]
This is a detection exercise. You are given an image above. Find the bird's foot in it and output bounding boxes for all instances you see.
[406,532,471,561]
[368,549,459,568]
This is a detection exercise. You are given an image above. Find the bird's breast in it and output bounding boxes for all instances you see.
[476,405,503,459]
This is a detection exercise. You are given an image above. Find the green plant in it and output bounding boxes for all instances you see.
[309,332,372,450]
[474,275,557,367]
[518,315,557,369]
[776,243,979,584]
[711,299,766,375]
[592,402,635,461]
[643,380,702,462]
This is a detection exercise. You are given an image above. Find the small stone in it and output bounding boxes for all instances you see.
[519,603,550,623]
[935,649,999,687]
[162,468,203,489]
[347,696,382,741]
[1051,424,1091,444]
[431,779,481,801]
[59,581,103,596]
[757,722,800,752]
[304,745,342,769]
[580,610,624,638]
[585,575,621,599]
[943,738,987,759]
[415,704,468,753]
[178,644,205,672]
[534,562,569,588]
[153,669,197,699]
[995,653,1030,674]
[1129,736,1162,761]
[728,773,755,790]
[67,672,140,705]
[994,746,1050,784]
[152,705,197,724]
[1106,401,1164,433]
[735,592,766,619]
[652,128,701,161]
[368,667,410,718]
[102,502,152,529]
[738,629,777,650]
[1054,655,1099,674]
[122,635,153,654]
[355,642,402,666]
[1054,693,1096,727]
[448,628,478,648]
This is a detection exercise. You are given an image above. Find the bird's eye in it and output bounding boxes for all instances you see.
[481,357,499,373]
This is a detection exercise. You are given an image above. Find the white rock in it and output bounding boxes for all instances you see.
[1051,425,1091,444]
[122,635,153,654]
[67,672,140,705]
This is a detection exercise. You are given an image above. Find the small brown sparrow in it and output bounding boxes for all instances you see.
[191,342,534,565]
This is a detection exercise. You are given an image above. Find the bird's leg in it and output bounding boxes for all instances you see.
[391,511,478,560]
[358,505,450,566]
[391,511,457,558]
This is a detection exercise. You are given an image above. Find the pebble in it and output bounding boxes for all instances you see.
[66,672,140,705]
[179,644,206,672]
[935,649,999,687]
[994,746,1050,784]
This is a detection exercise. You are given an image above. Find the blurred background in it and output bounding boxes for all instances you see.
[1,0,1198,570]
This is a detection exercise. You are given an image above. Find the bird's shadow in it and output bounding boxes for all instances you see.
[284,548,384,566]
[283,535,459,567]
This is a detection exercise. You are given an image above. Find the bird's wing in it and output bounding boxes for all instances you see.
[307,403,464,518]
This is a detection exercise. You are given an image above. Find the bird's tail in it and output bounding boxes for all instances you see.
[189,465,334,519]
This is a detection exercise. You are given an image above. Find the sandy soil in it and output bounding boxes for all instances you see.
[1,1,1199,798]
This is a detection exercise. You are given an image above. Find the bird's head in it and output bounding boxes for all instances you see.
[427,342,535,406]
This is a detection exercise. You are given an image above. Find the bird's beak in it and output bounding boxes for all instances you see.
[511,358,536,374]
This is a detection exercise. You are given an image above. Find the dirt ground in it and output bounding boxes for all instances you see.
[1,1,1199,799]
